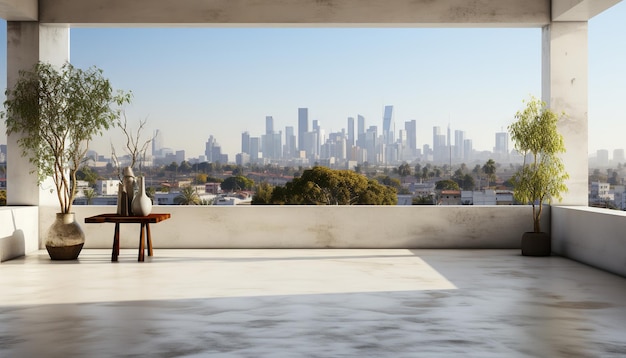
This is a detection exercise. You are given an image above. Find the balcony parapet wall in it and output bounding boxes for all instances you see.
[44,205,551,250]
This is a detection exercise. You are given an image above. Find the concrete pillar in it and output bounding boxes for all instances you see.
[6,22,69,207]
[542,21,588,206]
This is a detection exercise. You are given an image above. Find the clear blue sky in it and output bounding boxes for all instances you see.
[1,2,625,161]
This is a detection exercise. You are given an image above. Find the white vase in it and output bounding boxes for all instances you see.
[132,176,152,216]
[45,213,85,260]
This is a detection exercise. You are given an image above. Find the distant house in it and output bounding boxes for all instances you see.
[439,190,462,205]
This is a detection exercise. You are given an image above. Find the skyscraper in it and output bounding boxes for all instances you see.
[265,116,274,134]
[284,126,296,159]
[382,105,394,145]
[494,132,509,155]
[347,117,355,147]
[298,108,308,153]
[152,129,163,157]
[241,131,250,154]
[405,120,417,155]
[454,130,465,161]
[357,115,365,148]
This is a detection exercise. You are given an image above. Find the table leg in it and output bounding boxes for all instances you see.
[112,222,120,262]
[146,223,153,256]
[138,222,145,262]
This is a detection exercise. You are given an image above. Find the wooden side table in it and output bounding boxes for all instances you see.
[85,213,171,262]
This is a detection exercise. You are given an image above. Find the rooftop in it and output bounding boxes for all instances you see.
[1,249,625,357]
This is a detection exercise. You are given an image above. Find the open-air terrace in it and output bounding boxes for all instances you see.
[1,0,626,356]
[1,248,626,357]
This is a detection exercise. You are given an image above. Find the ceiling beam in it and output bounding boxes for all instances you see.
[0,0,37,21]
[38,0,550,27]
[552,0,622,21]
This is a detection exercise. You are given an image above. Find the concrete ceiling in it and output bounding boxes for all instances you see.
[0,0,621,26]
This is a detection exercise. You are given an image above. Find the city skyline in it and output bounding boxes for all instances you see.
[0,2,625,161]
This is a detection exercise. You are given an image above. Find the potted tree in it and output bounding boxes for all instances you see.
[2,62,130,260]
[508,96,569,256]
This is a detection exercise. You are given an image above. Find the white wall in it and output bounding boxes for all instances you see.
[43,205,550,250]
[552,206,626,277]
[0,207,38,262]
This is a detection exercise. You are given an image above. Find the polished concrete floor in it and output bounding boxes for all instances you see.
[1,249,625,357]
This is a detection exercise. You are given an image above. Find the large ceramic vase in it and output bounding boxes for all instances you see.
[521,232,551,257]
[132,176,152,216]
[45,213,85,260]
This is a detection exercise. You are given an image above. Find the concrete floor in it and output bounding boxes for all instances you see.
[1,249,625,357]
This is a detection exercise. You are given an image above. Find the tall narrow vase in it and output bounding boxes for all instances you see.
[45,213,85,260]
[132,176,152,216]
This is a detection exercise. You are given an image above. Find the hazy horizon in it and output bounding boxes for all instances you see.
[1,2,624,162]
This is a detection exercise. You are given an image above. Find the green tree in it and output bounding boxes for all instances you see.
[76,166,99,186]
[482,159,497,188]
[174,186,200,205]
[221,175,255,192]
[179,161,192,173]
[252,182,274,205]
[166,161,178,172]
[509,96,569,233]
[82,188,97,205]
[195,173,208,184]
[435,179,460,190]
[270,166,396,205]
[2,62,130,214]
[461,174,476,190]
[412,195,435,205]
[397,162,411,183]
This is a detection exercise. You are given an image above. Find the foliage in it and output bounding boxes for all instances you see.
[221,175,255,192]
[174,186,200,205]
[482,159,496,187]
[76,166,100,186]
[264,166,396,205]
[194,173,208,184]
[412,195,435,205]
[435,179,460,191]
[397,163,411,182]
[2,62,130,213]
[252,182,274,205]
[508,96,569,232]
[0,190,6,206]
[111,113,151,177]
[179,161,193,173]
[82,188,97,205]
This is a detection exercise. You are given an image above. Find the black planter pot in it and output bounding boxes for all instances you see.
[521,232,551,256]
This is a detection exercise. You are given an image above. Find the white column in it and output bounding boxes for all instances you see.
[542,21,588,206]
[6,22,69,206]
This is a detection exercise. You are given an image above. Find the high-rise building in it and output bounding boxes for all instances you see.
[464,139,473,162]
[347,117,355,147]
[205,135,223,163]
[284,126,296,159]
[265,116,274,134]
[249,137,260,163]
[597,149,609,166]
[405,120,417,155]
[614,149,625,163]
[382,105,394,145]
[241,131,250,154]
[357,115,365,147]
[365,126,378,163]
[454,130,465,161]
[298,108,308,153]
[433,126,447,162]
[152,129,163,157]
[495,132,509,155]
